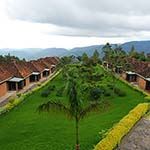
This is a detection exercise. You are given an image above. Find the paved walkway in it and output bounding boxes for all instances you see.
[117,113,150,150]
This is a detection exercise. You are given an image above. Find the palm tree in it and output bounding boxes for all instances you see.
[38,79,100,150]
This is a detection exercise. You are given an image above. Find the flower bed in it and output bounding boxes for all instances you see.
[94,103,150,150]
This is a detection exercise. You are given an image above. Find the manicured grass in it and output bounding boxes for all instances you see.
[0,66,146,150]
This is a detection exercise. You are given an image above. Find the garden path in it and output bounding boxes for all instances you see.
[117,113,150,150]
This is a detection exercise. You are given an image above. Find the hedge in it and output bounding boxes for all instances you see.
[94,103,150,150]
[0,70,61,115]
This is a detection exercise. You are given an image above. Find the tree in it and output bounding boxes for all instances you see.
[81,52,89,65]
[92,50,101,65]
[38,78,100,150]
[102,43,113,62]
[128,45,137,58]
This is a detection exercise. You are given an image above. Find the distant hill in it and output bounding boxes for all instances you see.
[121,41,150,53]
[0,48,68,60]
[0,40,150,59]
[63,45,104,57]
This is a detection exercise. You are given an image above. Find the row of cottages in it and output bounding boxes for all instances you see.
[0,57,59,97]
[121,58,150,91]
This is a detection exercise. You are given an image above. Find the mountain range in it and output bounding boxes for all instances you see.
[0,40,150,60]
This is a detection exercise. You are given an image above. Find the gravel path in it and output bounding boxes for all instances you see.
[117,114,150,150]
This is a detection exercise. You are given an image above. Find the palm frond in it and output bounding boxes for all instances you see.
[79,102,100,120]
[38,101,72,117]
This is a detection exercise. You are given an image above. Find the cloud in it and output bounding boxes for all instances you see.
[4,0,150,38]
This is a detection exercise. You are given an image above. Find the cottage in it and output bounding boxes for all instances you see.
[30,60,48,79]
[5,61,32,91]
[0,64,12,97]
[42,57,58,73]
[122,71,137,82]
[37,59,51,77]
[26,62,41,82]
[136,67,150,91]
[123,58,150,91]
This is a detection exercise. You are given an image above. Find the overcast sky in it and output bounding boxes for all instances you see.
[1,0,150,49]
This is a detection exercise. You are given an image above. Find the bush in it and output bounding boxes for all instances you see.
[94,103,149,150]
[41,89,50,97]
[56,88,63,97]
[48,85,55,91]
[108,84,114,90]
[104,90,112,97]
[144,96,150,102]
[90,88,104,100]
[17,93,22,97]
[114,87,126,97]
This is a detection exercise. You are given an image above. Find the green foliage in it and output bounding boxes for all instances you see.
[41,89,50,97]
[92,50,101,65]
[103,89,112,97]
[114,87,126,97]
[0,53,25,62]
[144,96,150,102]
[82,52,89,65]
[0,65,148,150]
[17,93,22,97]
[48,85,55,91]
[90,88,104,101]
[56,87,64,97]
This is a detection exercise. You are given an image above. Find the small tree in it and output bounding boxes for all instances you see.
[92,50,101,65]
[81,52,89,65]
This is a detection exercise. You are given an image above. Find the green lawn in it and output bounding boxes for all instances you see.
[0,65,146,150]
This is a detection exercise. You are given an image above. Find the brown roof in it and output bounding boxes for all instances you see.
[127,58,150,78]
[42,57,59,65]
[26,62,39,72]
[0,56,59,83]
[5,61,32,78]
[37,58,51,69]
[0,63,12,83]
[30,60,46,73]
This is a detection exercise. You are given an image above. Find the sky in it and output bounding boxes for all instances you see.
[1,0,150,49]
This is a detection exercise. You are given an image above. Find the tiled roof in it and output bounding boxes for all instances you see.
[5,61,32,78]
[37,59,51,69]
[0,63,12,83]
[30,60,46,72]
[26,62,39,72]
[0,56,59,82]
[43,57,59,65]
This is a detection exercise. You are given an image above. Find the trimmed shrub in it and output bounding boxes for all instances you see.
[90,88,104,101]
[17,93,22,97]
[56,88,63,97]
[144,96,150,102]
[41,89,50,97]
[114,87,126,97]
[104,90,112,97]
[94,103,149,150]
[48,85,55,91]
